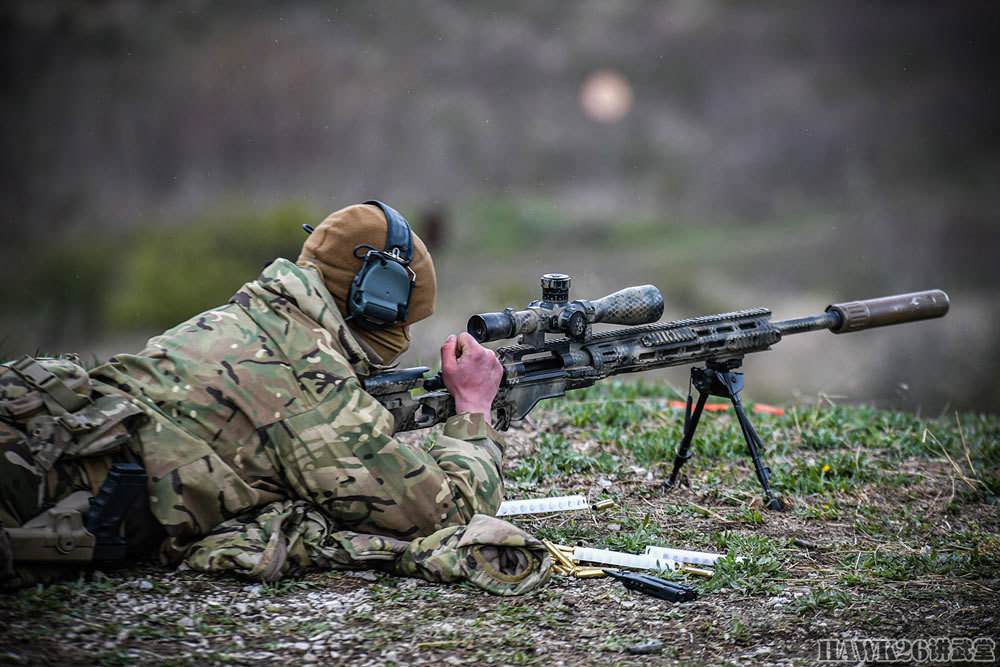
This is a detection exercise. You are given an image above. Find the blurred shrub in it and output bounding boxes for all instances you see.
[9,234,126,323]
[105,204,312,330]
[461,198,572,253]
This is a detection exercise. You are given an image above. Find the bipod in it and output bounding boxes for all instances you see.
[665,358,783,510]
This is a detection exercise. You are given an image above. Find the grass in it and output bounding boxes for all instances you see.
[500,380,1000,615]
[602,511,666,553]
[507,431,619,486]
[2,380,998,665]
[793,587,853,614]
[705,533,791,595]
[542,383,1000,504]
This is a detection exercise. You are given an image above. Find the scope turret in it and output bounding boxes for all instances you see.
[467,273,664,345]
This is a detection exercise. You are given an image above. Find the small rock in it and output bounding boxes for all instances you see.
[349,570,378,582]
[116,629,131,642]
[628,640,663,655]
[138,580,154,591]
[116,593,130,603]
[178,617,196,629]
[607,523,622,532]
[293,642,310,651]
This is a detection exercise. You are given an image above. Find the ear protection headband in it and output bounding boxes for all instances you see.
[303,201,416,330]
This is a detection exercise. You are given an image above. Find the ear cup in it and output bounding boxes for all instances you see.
[348,255,414,329]
[344,201,416,329]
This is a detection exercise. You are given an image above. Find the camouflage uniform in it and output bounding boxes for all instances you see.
[3,259,550,594]
[91,258,506,553]
[183,501,548,596]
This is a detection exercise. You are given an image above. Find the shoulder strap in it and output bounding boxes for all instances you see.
[8,356,90,416]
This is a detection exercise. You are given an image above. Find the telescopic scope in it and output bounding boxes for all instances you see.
[468,273,664,344]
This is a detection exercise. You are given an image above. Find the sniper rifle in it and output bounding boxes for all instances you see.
[363,274,949,510]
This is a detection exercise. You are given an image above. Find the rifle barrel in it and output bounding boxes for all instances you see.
[774,289,949,337]
[773,312,841,336]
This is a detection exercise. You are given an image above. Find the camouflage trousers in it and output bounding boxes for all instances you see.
[183,500,551,596]
[1,421,550,595]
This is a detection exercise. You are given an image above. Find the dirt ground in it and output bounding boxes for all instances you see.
[2,408,998,666]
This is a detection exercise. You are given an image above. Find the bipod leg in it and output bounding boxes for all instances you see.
[718,373,783,511]
[665,382,709,490]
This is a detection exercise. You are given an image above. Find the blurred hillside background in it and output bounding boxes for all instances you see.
[1,1,997,412]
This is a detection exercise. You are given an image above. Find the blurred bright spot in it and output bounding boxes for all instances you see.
[579,69,633,123]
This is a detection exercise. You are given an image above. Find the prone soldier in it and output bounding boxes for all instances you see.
[0,201,550,595]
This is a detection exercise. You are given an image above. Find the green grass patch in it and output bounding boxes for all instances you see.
[534,520,600,546]
[793,587,853,614]
[850,549,1000,581]
[551,382,1000,503]
[773,450,876,496]
[507,432,619,485]
[706,532,791,596]
[601,511,665,553]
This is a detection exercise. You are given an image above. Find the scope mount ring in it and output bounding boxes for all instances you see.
[565,309,590,341]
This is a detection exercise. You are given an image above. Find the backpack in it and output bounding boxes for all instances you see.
[0,355,144,471]
[0,355,148,582]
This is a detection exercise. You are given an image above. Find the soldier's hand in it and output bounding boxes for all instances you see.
[441,332,502,417]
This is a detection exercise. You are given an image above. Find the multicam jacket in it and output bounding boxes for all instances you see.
[89,258,506,563]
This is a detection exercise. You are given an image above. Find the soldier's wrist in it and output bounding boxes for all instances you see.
[454,400,493,418]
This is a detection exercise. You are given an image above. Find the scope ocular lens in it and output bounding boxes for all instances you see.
[467,313,513,343]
